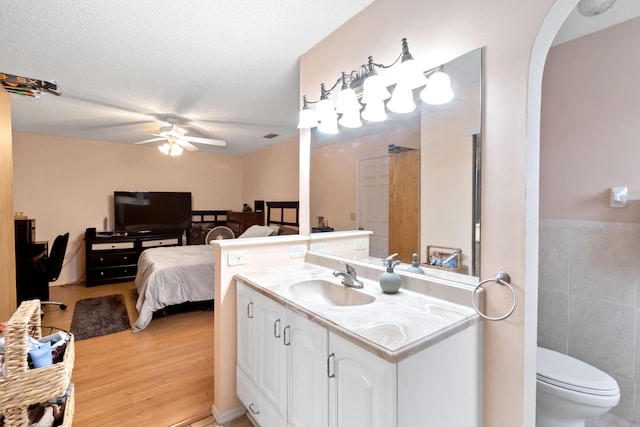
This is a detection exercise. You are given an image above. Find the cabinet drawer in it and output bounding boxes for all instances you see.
[87,265,137,282]
[91,241,135,251]
[89,250,137,267]
[141,237,179,248]
[237,367,285,427]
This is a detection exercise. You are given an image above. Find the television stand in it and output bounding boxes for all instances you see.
[85,230,183,286]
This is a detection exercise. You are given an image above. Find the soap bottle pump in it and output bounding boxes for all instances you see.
[406,253,425,275]
[380,253,402,294]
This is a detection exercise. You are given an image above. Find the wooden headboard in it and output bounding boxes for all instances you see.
[266,201,299,227]
[187,210,230,245]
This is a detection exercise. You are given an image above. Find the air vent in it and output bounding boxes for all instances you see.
[263,133,279,139]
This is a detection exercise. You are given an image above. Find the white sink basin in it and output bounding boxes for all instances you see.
[289,279,376,307]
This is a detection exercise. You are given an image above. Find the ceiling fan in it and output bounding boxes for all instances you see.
[135,117,226,156]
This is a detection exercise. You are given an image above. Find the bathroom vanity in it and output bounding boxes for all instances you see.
[235,260,483,427]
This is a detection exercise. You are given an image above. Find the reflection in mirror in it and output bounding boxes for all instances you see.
[310,48,482,278]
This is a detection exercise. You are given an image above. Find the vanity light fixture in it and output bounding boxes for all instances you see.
[420,67,454,105]
[297,96,320,129]
[297,38,455,134]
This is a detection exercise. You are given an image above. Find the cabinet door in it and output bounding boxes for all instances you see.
[255,293,288,421]
[236,281,255,379]
[287,311,328,427]
[329,333,396,427]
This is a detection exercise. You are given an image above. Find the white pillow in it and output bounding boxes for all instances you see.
[266,224,280,235]
[238,225,276,238]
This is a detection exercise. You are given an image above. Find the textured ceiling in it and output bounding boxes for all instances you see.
[3,1,639,156]
[1,0,374,155]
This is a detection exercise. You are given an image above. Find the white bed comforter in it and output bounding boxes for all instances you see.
[133,244,215,332]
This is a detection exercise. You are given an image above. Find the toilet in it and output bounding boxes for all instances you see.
[536,347,620,427]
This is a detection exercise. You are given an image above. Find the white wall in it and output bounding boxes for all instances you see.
[299,0,564,425]
[12,132,298,286]
[539,17,640,425]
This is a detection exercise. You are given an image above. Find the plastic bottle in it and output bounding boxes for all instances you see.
[406,253,425,275]
[380,253,402,294]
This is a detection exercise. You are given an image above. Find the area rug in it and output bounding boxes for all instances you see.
[70,294,131,340]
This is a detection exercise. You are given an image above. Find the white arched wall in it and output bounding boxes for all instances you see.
[525,0,578,422]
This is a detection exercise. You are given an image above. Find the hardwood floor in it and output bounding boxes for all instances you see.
[45,281,252,427]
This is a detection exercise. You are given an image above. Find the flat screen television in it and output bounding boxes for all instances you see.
[114,191,192,234]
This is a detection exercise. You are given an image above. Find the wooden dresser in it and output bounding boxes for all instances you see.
[85,231,182,286]
[226,211,264,236]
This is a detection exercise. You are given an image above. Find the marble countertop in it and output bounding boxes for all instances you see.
[235,263,479,363]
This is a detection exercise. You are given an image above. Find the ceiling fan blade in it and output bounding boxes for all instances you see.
[134,137,165,145]
[175,139,199,152]
[183,135,226,146]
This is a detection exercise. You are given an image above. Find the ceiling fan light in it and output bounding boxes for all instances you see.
[387,83,416,114]
[420,71,454,105]
[159,143,171,155]
[170,143,184,156]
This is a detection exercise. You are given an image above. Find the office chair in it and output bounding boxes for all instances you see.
[37,232,70,311]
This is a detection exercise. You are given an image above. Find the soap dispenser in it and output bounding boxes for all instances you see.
[380,253,402,294]
[406,253,425,275]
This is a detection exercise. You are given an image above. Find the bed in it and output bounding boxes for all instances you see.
[133,201,299,332]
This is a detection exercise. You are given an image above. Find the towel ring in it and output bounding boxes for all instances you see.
[471,271,517,321]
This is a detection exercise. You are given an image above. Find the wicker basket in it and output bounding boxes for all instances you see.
[0,299,75,426]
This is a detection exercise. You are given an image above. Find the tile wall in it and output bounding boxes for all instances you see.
[538,219,640,424]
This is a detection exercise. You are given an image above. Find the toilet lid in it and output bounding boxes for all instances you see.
[537,347,619,396]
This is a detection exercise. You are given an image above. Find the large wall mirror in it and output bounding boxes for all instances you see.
[309,48,482,278]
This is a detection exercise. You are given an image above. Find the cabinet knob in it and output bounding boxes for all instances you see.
[111,244,116,248]
[99,257,104,262]
[100,271,104,276]
[123,256,128,260]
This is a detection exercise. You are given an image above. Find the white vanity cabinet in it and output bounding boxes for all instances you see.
[328,333,396,427]
[236,280,328,427]
[236,278,482,427]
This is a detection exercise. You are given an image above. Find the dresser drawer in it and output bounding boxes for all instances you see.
[87,265,137,282]
[91,241,135,251]
[141,237,179,248]
[88,250,137,267]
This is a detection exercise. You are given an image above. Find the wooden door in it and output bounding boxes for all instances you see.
[0,87,16,318]
[389,150,420,264]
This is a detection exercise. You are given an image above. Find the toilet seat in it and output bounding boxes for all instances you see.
[537,347,619,396]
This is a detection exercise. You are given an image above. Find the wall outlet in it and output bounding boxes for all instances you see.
[353,238,368,251]
[310,242,326,252]
[289,244,307,258]
[350,212,356,221]
[228,250,249,266]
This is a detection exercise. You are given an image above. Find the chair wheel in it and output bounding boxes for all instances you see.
[60,304,67,310]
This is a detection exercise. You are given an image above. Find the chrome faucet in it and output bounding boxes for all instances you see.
[333,263,364,289]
